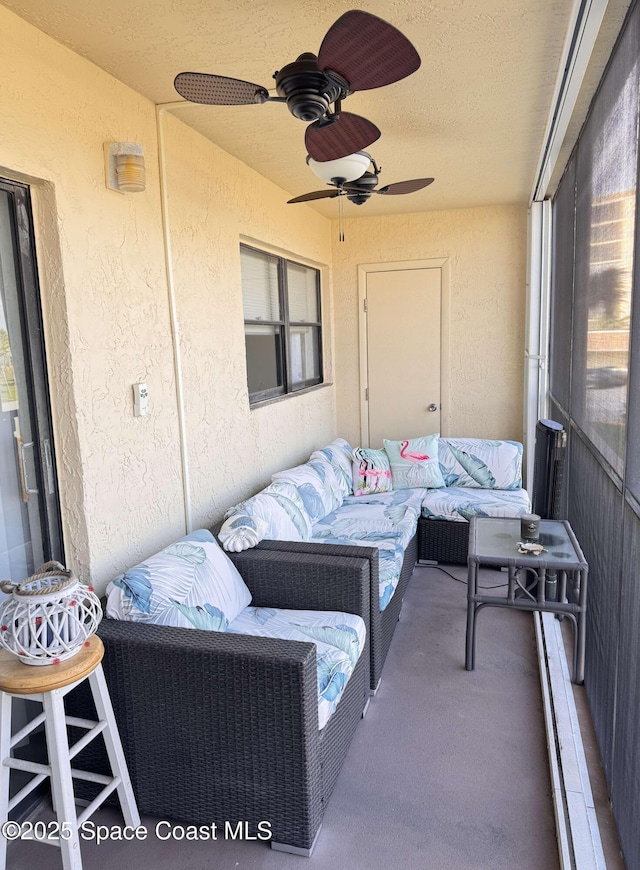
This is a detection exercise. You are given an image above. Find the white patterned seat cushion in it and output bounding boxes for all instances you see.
[342,488,428,513]
[228,607,366,730]
[421,486,532,522]
[311,499,420,551]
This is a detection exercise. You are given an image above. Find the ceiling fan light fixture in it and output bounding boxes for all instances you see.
[306,151,371,183]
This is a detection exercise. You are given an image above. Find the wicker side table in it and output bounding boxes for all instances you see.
[465,517,589,684]
[0,636,139,870]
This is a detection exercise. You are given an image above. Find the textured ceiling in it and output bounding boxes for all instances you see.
[0,0,630,217]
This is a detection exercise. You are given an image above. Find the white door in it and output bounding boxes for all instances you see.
[363,266,442,447]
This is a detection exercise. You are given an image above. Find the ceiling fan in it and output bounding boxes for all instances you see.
[173,10,421,162]
[287,152,435,206]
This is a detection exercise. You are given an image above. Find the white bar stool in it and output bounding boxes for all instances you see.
[0,635,139,870]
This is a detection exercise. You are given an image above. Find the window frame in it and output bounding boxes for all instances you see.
[240,243,323,405]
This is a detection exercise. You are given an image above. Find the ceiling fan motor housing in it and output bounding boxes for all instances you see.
[275,53,348,121]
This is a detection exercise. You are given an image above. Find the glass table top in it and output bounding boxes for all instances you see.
[472,517,582,564]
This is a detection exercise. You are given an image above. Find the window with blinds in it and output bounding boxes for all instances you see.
[240,244,322,403]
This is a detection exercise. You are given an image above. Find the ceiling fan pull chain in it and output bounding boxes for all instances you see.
[339,193,345,242]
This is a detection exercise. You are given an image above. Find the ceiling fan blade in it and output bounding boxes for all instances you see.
[287,189,342,203]
[376,178,435,195]
[174,72,269,105]
[318,10,421,92]
[305,112,380,162]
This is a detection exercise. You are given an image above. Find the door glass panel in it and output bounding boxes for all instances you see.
[0,190,45,582]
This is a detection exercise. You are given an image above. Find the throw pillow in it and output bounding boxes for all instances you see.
[272,458,343,523]
[105,528,252,631]
[383,434,446,490]
[438,438,523,489]
[352,447,393,496]
[310,438,354,498]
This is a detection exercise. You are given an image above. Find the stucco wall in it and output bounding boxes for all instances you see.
[163,113,335,528]
[0,6,334,593]
[331,206,527,445]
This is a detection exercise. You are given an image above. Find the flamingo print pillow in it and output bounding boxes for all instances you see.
[383,434,446,490]
[351,447,393,496]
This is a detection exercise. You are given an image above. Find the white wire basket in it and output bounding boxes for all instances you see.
[0,561,102,666]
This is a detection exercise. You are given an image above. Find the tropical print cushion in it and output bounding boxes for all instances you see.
[438,438,523,489]
[218,481,312,552]
[343,488,428,513]
[272,458,343,523]
[312,499,420,551]
[421,486,532,522]
[228,607,366,730]
[351,447,393,496]
[309,533,405,612]
[106,529,252,629]
[310,438,354,499]
[383,434,446,490]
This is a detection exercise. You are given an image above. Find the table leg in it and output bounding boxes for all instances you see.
[465,560,477,671]
[575,568,587,684]
[507,565,516,602]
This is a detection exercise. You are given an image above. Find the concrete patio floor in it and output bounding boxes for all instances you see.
[7,563,624,869]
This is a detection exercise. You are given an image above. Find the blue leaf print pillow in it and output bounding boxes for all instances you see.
[272,460,342,522]
[438,438,523,489]
[106,529,251,630]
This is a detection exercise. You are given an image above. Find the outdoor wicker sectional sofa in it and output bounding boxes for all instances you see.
[219,436,531,692]
[69,533,372,856]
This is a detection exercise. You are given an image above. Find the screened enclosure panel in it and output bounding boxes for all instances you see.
[612,500,640,853]
[567,433,623,780]
[549,154,576,413]
[548,6,640,867]
[570,11,639,475]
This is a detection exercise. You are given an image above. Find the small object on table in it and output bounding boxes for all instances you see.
[517,541,546,555]
[520,513,541,541]
[465,516,589,683]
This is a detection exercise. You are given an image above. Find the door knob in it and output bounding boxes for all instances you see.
[427,403,438,412]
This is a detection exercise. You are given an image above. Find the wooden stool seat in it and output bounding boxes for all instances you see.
[0,636,104,695]
[0,633,139,870]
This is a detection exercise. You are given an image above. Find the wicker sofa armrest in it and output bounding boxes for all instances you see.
[72,617,322,842]
[228,547,371,623]
[95,616,319,733]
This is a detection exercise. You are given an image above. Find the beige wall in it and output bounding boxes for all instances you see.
[331,206,527,445]
[0,6,334,593]
[0,7,528,594]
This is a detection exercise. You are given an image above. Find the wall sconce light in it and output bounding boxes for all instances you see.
[104,142,146,193]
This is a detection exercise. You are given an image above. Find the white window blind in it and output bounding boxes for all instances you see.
[241,247,280,321]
